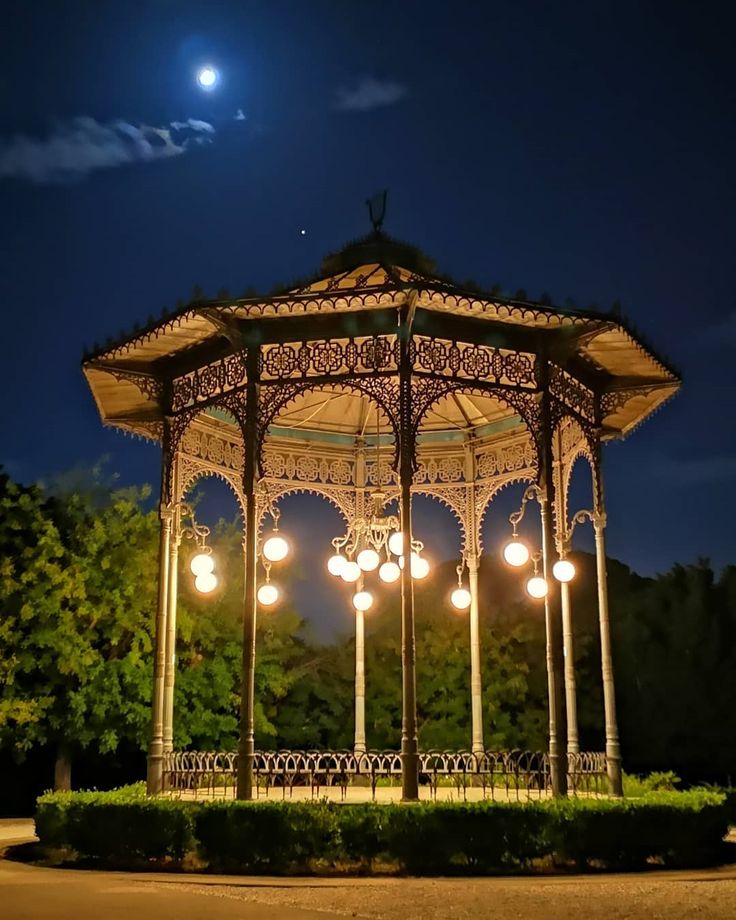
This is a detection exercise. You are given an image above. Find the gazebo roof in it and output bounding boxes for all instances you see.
[82,234,680,443]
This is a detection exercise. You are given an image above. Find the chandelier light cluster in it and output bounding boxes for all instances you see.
[327,489,430,613]
[501,484,578,598]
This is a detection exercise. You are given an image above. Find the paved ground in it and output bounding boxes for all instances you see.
[3,819,736,920]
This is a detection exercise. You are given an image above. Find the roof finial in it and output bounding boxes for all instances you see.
[365,189,387,234]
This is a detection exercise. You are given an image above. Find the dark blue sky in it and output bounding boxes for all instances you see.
[1,0,735,634]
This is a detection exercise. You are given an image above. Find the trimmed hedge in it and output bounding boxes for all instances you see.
[35,787,729,874]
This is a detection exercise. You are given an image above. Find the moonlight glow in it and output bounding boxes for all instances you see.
[197,66,218,89]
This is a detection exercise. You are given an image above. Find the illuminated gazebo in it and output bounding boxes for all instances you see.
[83,228,680,800]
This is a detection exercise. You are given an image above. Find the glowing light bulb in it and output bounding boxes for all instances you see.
[352,590,374,612]
[194,572,217,594]
[526,575,548,599]
[327,554,346,577]
[257,583,279,606]
[378,560,401,583]
[340,560,361,583]
[553,559,576,583]
[357,548,380,572]
[451,587,472,610]
[262,533,289,563]
[190,553,214,577]
[410,554,430,579]
[388,531,404,556]
[503,540,529,567]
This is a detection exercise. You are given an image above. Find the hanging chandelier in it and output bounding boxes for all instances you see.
[327,487,430,611]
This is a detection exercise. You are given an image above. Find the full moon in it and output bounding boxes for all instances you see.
[197,66,218,89]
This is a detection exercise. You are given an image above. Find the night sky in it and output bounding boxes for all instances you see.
[1,1,734,637]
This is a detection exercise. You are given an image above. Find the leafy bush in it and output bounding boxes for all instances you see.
[35,788,729,875]
[623,771,681,797]
[36,785,195,865]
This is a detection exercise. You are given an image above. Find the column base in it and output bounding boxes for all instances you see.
[146,751,163,796]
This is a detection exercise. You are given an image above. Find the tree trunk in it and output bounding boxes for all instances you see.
[54,744,72,791]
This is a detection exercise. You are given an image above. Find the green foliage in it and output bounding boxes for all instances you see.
[623,771,681,797]
[35,788,729,874]
[36,785,195,864]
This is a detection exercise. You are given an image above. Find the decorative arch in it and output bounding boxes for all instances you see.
[552,414,596,539]
[412,486,468,555]
[410,379,541,474]
[476,473,536,555]
[177,464,246,522]
[256,483,354,533]
[257,379,400,469]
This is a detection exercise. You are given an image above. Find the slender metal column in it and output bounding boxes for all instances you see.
[398,305,419,801]
[237,347,260,800]
[467,554,484,755]
[162,500,180,756]
[538,363,567,796]
[146,502,172,795]
[553,429,579,755]
[354,598,367,754]
[560,581,580,754]
[592,448,623,796]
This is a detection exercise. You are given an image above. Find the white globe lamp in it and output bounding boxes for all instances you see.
[352,590,374,612]
[340,560,361,583]
[190,552,214,577]
[357,548,380,572]
[194,572,217,594]
[526,575,548,599]
[503,540,529,567]
[451,587,472,610]
[378,560,400,583]
[257,583,280,606]
[553,559,576,583]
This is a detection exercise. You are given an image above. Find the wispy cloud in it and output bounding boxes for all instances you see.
[661,454,736,485]
[0,116,215,184]
[335,76,408,112]
[234,108,246,122]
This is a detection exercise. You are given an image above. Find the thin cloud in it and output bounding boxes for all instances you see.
[234,108,246,121]
[662,454,736,485]
[0,116,215,184]
[335,76,408,112]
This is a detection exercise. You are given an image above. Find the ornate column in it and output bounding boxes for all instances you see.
[559,581,580,754]
[354,593,367,755]
[464,439,484,756]
[162,456,181,757]
[553,430,579,755]
[354,442,367,755]
[538,364,567,796]
[467,554,484,756]
[147,435,173,795]
[237,347,260,800]
[399,304,419,801]
[592,442,623,796]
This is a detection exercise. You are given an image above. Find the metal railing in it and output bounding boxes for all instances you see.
[163,749,608,800]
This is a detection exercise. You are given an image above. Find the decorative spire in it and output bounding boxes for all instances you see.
[365,190,387,234]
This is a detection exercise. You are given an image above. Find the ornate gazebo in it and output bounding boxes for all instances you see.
[83,230,680,800]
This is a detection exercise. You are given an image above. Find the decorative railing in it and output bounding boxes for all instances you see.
[163,749,607,801]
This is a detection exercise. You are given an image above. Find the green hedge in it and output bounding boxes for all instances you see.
[35,788,729,874]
